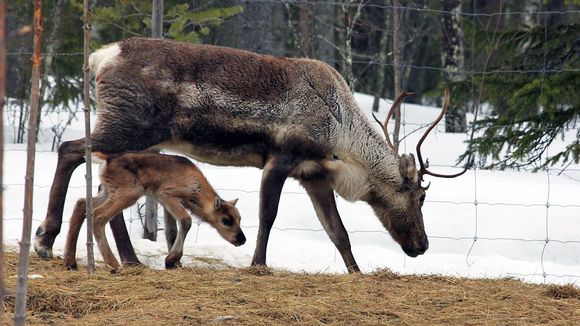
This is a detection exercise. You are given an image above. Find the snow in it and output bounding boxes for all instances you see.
[2,93,579,285]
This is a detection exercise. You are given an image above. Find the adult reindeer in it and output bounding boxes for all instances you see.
[34,38,467,272]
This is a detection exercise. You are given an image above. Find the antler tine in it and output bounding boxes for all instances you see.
[416,86,470,180]
[371,91,413,157]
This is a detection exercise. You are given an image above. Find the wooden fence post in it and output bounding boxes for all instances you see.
[83,0,95,273]
[14,0,43,324]
[143,0,164,241]
[0,0,6,322]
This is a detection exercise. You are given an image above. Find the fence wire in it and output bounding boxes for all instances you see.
[3,1,579,284]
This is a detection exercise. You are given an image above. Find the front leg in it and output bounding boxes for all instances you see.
[251,155,298,267]
[301,179,360,273]
[163,208,178,252]
[110,212,141,266]
[35,139,86,259]
[160,200,191,269]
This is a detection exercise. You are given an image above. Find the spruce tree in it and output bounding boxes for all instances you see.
[456,22,579,170]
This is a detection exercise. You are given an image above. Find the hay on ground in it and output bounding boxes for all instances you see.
[1,250,578,325]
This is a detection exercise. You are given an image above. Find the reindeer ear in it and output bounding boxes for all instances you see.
[227,198,239,206]
[214,197,223,210]
[399,153,418,183]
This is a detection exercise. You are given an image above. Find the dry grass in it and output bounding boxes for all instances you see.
[1,250,579,325]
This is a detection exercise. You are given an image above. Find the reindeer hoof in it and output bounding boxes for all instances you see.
[122,260,143,267]
[65,262,78,271]
[165,260,182,269]
[33,226,55,259]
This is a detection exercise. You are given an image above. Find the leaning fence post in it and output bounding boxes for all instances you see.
[0,0,6,322]
[143,0,164,242]
[83,0,96,273]
[14,0,43,324]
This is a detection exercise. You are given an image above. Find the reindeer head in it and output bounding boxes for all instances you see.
[369,88,468,257]
[184,197,246,247]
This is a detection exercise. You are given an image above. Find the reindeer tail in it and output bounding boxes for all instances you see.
[91,151,109,164]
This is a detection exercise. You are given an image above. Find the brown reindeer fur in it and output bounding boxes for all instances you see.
[34,38,449,272]
[64,152,245,270]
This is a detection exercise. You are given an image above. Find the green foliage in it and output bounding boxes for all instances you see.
[455,22,580,170]
[90,1,242,44]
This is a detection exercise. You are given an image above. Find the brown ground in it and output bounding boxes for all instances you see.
[1,250,579,325]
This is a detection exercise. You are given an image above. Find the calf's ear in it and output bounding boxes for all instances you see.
[215,197,223,210]
[227,198,239,206]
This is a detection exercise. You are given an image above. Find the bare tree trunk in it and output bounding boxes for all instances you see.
[342,1,364,92]
[14,1,42,324]
[298,3,312,57]
[270,2,286,56]
[441,0,466,133]
[17,99,28,143]
[313,1,335,64]
[152,0,163,38]
[392,0,403,152]
[143,0,164,242]
[82,0,95,274]
[0,0,6,321]
[36,0,65,139]
[236,1,273,54]
[143,199,158,241]
[372,6,389,113]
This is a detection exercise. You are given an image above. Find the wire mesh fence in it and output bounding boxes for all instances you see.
[2,0,579,285]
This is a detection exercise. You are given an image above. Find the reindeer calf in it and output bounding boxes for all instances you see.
[64,152,246,270]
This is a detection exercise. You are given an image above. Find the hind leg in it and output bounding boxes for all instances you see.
[35,103,171,260]
[93,189,142,270]
[63,192,108,270]
[63,198,87,270]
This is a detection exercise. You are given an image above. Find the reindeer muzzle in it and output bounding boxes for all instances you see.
[233,231,246,246]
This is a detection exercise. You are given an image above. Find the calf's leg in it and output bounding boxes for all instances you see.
[160,199,192,269]
[93,190,142,270]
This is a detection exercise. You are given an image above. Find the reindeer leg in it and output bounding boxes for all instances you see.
[110,212,141,266]
[160,200,191,269]
[93,191,142,270]
[63,192,109,270]
[163,208,178,252]
[251,155,298,267]
[36,112,165,261]
[35,138,86,259]
[63,198,87,270]
[301,179,360,273]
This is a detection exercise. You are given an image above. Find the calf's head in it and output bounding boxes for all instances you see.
[208,198,246,246]
[182,196,245,246]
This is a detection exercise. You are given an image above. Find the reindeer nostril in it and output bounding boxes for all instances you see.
[236,232,246,245]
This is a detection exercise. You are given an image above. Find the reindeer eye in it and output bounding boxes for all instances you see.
[419,194,426,203]
[222,217,234,227]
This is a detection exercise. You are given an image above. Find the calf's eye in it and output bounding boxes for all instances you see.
[222,217,234,227]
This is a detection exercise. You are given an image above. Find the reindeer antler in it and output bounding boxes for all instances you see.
[372,91,413,157]
[416,86,470,181]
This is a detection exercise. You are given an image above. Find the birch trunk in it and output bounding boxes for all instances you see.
[441,0,466,133]
[392,0,402,152]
